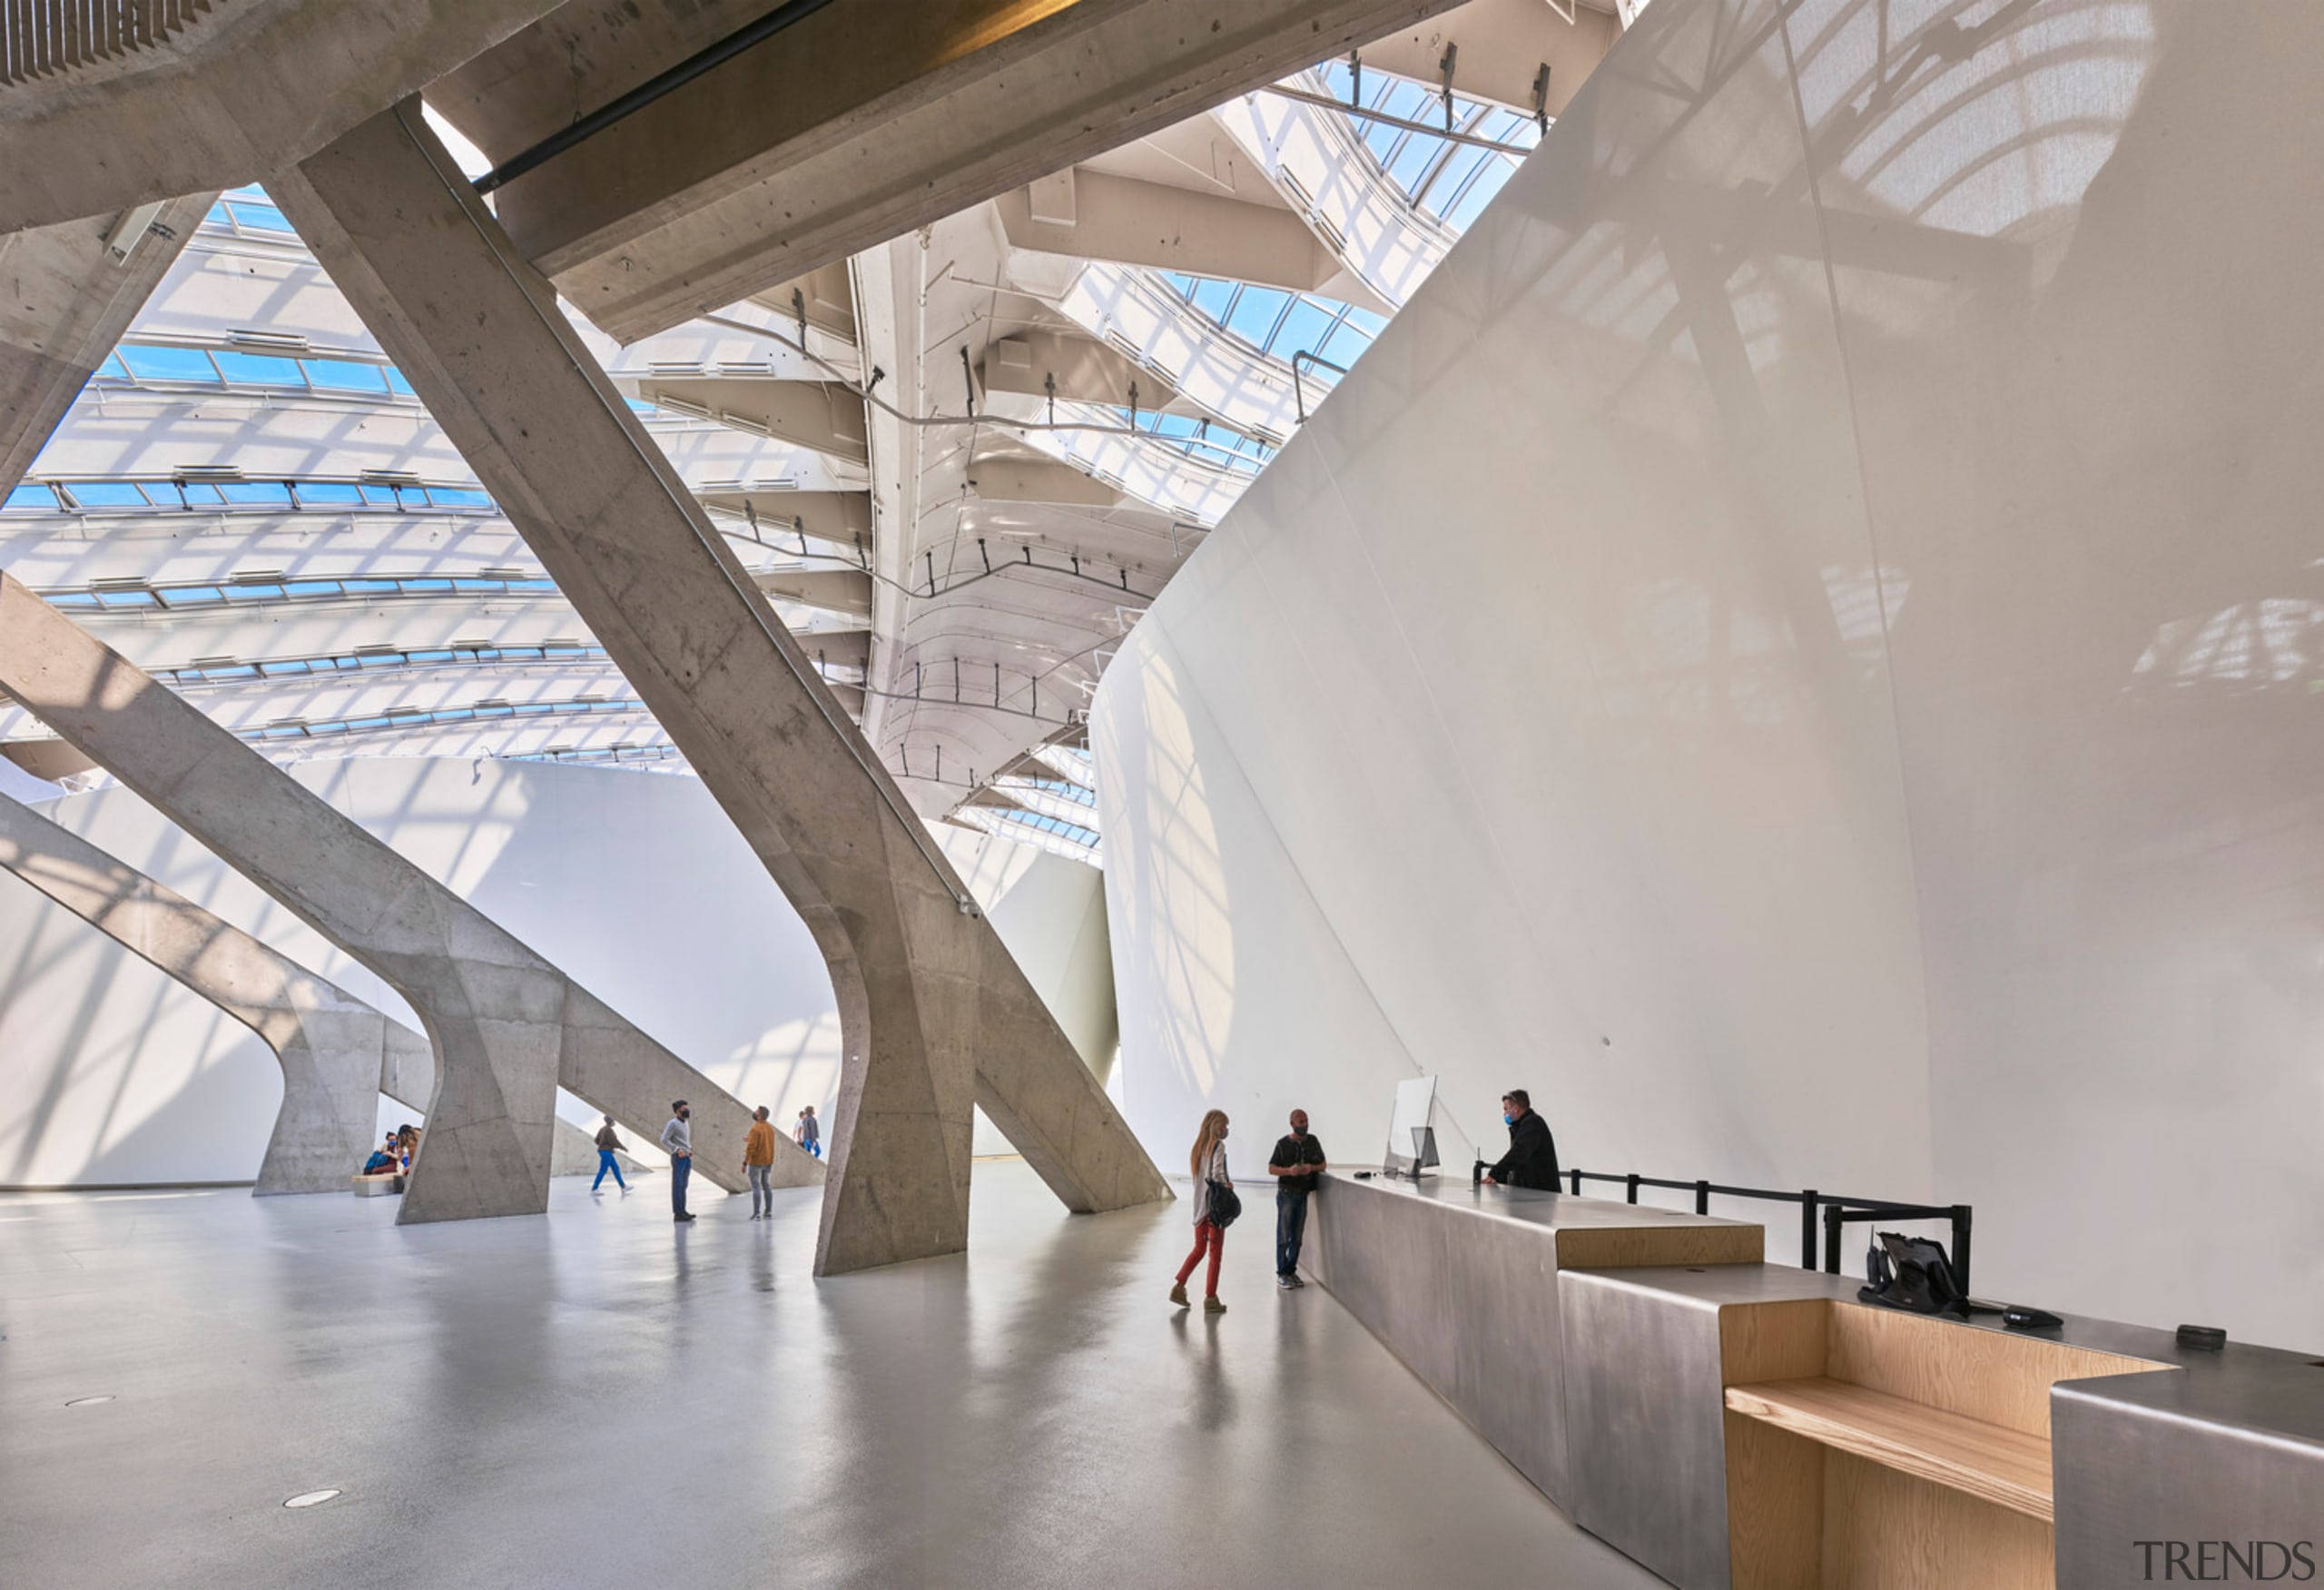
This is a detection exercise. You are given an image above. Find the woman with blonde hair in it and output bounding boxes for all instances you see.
[1169,1109,1235,1314]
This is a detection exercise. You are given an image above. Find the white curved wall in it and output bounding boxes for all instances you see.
[1096,0,2324,1349]
[0,758,1115,1184]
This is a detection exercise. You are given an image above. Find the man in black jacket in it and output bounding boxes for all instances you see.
[1484,1089,1560,1190]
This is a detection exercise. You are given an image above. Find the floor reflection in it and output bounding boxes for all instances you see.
[0,1166,1657,1589]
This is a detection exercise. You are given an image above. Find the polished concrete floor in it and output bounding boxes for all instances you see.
[0,1162,1662,1588]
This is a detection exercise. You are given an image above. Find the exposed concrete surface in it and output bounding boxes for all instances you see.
[270,104,1164,1275]
[442,0,1466,340]
[0,195,213,492]
[0,791,396,1196]
[0,1162,1658,1588]
[0,792,628,1190]
[0,0,564,232]
[0,574,812,1221]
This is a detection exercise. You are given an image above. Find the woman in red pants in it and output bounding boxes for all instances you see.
[1170,1109,1233,1315]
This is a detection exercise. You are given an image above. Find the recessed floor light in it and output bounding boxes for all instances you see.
[283,1490,340,1509]
[64,1396,113,1407]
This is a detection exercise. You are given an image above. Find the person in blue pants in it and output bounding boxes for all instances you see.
[591,1113,628,1192]
[1266,1108,1328,1290]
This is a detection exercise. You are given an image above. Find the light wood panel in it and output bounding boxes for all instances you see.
[1720,1297,1828,1385]
[1726,1377,2055,1521]
[1827,1302,2166,1438]
[1727,1409,1826,1589]
[1822,1449,2055,1590]
[1723,1299,1832,1587]
[1554,1222,1763,1269]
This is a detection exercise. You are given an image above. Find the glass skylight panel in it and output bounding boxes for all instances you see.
[100,341,414,399]
[291,482,363,505]
[212,351,304,384]
[1153,273,1382,372]
[59,481,149,508]
[220,481,294,505]
[207,188,296,236]
[119,344,220,382]
[1223,285,1293,346]
[304,360,389,392]
[1311,59,1540,229]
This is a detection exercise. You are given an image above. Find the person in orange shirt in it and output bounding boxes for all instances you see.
[743,1105,779,1220]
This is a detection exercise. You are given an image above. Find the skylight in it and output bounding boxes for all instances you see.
[1313,61,1541,232]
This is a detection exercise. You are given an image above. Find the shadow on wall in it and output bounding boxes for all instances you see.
[1093,0,2324,1349]
[0,756,1125,1187]
[1097,627,1482,1179]
[0,899,281,1186]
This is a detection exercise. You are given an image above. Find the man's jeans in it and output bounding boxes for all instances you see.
[1275,1188,1311,1277]
[592,1149,625,1191]
[671,1154,693,1215]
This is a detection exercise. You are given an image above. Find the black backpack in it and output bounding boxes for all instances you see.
[1205,1178,1242,1230]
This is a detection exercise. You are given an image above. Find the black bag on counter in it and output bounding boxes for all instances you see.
[1857,1230,1968,1318]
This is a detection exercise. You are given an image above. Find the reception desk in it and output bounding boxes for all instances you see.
[1302,1173,1763,1507]
[1305,1174,2324,1589]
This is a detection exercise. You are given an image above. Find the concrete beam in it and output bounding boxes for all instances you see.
[967,454,1128,509]
[0,793,654,1190]
[0,790,397,1195]
[272,103,1167,1273]
[0,573,813,1221]
[0,195,214,492]
[640,376,869,465]
[0,0,566,232]
[703,489,872,549]
[995,168,1339,292]
[754,568,873,622]
[798,627,872,675]
[452,0,1463,341]
[982,326,1179,411]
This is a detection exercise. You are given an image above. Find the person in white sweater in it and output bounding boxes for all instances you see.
[1170,1110,1234,1315]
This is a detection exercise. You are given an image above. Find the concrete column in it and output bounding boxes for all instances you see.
[0,574,814,1220]
[270,103,1167,1274]
[0,792,647,1192]
[0,791,397,1194]
[0,195,214,491]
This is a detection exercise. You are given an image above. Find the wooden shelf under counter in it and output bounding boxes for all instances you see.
[1726,1376,2054,1521]
[1720,1299,2170,1589]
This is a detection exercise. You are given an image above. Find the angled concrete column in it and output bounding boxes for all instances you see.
[271,104,1167,1274]
[0,574,813,1220]
[0,793,641,1192]
[0,792,396,1195]
[0,194,214,492]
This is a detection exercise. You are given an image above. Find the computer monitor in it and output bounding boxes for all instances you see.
[1384,1075,1439,1179]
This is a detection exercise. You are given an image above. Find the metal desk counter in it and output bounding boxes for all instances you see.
[1560,1264,2324,1589]
[1302,1173,1763,1509]
[2051,1335,2324,1587]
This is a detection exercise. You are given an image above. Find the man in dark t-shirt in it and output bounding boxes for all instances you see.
[1267,1110,1328,1290]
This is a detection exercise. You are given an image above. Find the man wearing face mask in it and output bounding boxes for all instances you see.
[661,1100,696,1222]
[1483,1089,1560,1190]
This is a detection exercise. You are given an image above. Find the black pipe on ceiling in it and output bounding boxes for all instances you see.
[474,0,847,195]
